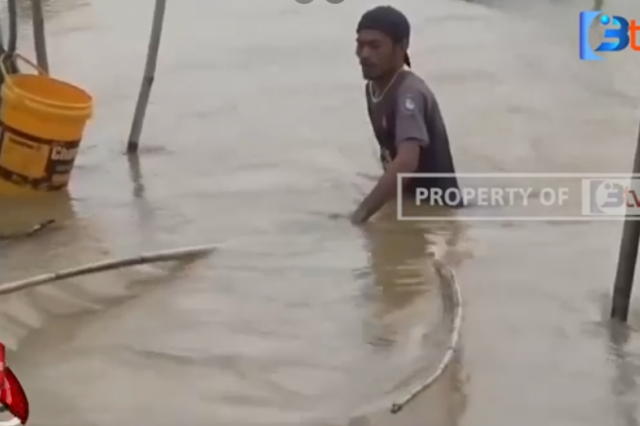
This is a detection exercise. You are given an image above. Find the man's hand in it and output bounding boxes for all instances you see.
[350,141,420,224]
[350,207,368,225]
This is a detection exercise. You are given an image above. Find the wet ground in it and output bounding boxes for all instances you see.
[1,0,640,425]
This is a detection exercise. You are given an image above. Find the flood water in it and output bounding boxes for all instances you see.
[1,0,640,425]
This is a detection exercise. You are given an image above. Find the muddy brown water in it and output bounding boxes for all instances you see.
[1,0,640,425]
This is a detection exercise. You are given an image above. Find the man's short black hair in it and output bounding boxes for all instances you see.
[356,5,411,67]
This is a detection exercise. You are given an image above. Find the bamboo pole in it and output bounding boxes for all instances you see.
[0,244,216,296]
[389,258,463,413]
[30,0,49,73]
[0,219,55,241]
[126,0,167,154]
[611,121,640,322]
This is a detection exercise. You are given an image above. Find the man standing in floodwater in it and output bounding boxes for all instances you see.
[350,5,462,225]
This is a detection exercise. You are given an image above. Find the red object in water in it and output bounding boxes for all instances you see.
[0,344,29,424]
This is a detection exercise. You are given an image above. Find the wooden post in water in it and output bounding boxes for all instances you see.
[0,9,5,49]
[7,0,17,54]
[3,0,19,74]
[611,121,640,322]
[30,0,49,73]
[126,0,167,154]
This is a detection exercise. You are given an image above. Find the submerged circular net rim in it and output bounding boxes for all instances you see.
[342,255,463,424]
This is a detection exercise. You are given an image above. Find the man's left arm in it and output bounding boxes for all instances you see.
[351,87,430,224]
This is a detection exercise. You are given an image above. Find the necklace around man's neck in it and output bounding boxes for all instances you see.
[368,68,403,103]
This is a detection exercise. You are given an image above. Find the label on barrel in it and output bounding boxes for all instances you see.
[0,123,81,191]
[0,132,48,178]
[46,143,79,183]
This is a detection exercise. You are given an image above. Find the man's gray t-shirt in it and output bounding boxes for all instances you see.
[365,70,461,206]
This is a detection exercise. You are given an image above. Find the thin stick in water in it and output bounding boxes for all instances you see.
[0,219,55,241]
[0,244,217,296]
[611,120,640,323]
[3,0,19,74]
[30,0,49,73]
[126,0,167,154]
[6,0,17,54]
[0,7,5,49]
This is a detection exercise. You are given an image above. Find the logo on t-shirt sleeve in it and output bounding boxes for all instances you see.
[400,95,417,114]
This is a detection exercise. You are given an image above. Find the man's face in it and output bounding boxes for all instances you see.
[356,29,398,80]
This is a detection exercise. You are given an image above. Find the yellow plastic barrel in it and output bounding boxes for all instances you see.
[0,53,93,195]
